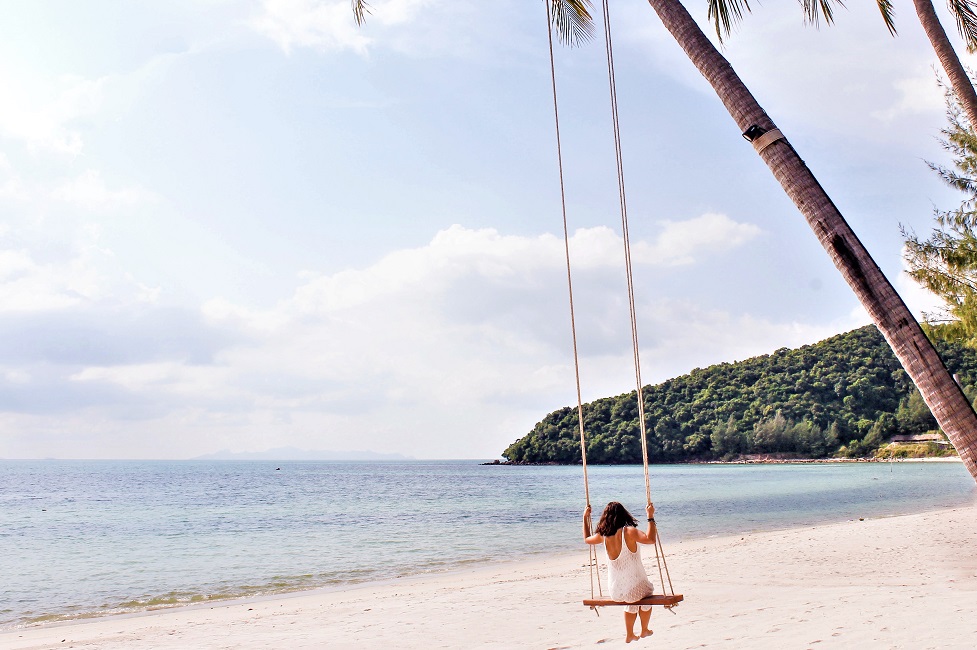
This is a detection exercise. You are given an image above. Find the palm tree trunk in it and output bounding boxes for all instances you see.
[913,0,977,129]
[645,0,977,481]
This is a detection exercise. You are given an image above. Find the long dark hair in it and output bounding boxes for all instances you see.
[594,501,637,537]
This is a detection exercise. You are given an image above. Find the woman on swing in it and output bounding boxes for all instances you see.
[583,501,657,643]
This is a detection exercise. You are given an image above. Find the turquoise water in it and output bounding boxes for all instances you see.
[1,460,973,629]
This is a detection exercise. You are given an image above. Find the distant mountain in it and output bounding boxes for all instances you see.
[193,447,413,461]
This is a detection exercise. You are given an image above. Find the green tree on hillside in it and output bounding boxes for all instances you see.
[896,388,940,435]
[710,415,744,459]
[503,326,977,464]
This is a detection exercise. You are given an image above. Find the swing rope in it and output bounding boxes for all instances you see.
[598,0,677,602]
[599,0,651,508]
[543,0,601,602]
[543,0,680,608]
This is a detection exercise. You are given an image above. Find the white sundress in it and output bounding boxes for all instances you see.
[605,528,655,614]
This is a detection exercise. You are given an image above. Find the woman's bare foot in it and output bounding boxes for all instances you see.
[640,628,654,638]
[626,634,640,643]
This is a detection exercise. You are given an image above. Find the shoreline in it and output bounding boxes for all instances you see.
[488,456,963,466]
[4,499,977,649]
[5,485,970,634]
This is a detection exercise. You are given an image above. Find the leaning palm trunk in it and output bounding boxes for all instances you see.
[913,0,977,129]
[645,0,977,481]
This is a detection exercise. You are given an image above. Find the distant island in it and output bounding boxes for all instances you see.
[503,326,976,464]
[193,447,413,461]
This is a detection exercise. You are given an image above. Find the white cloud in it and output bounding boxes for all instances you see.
[52,170,155,211]
[135,283,162,304]
[366,0,435,25]
[251,0,438,54]
[0,62,162,317]
[71,362,233,397]
[264,217,760,318]
[0,153,28,202]
[633,299,869,385]
[0,63,106,156]
[642,212,762,266]
[0,248,92,311]
[0,249,33,277]
[248,0,497,58]
[0,176,28,202]
[251,0,372,54]
[54,221,796,458]
[3,368,30,384]
[871,70,946,123]
[0,221,141,313]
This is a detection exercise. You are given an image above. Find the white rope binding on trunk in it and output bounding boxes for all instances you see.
[752,128,785,153]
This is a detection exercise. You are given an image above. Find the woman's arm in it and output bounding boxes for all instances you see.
[583,505,602,545]
[635,502,657,545]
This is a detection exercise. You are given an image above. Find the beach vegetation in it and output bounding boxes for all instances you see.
[503,326,977,463]
[904,84,977,349]
[877,437,957,459]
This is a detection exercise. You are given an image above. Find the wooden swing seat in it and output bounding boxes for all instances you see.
[583,594,683,608]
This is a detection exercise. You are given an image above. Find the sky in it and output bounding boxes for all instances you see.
[0,0,973,460]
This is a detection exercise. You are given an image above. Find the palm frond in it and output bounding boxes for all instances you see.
[801,0,843,29]
[949,0,977,52]
[707,0,751,43]
[550,0,595,47]
[875,0,897,36]
[352,0,371,27]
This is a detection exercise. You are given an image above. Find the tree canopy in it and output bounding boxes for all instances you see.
[904,88,977,347]
[502,326,977,463]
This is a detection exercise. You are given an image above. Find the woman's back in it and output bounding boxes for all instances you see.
[603,525,640,561]
[604,527,654,603]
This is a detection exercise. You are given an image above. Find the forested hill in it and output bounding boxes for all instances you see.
[502,326,977,464]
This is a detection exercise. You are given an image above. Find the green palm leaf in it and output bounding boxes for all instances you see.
[874,0,897,36]
[550,0,595,47]
[949,0,977,52]
[707,0,751,42]
[801,0,840,28]
[708,0,897,40]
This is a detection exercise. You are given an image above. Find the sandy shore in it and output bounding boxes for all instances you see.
[4,502,977,649]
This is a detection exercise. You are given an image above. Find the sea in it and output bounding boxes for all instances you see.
[1,459,974,630]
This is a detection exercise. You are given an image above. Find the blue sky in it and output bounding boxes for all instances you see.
[0,0,970,459]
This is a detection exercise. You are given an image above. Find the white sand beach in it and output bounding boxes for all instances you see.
[4,501,977,649]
